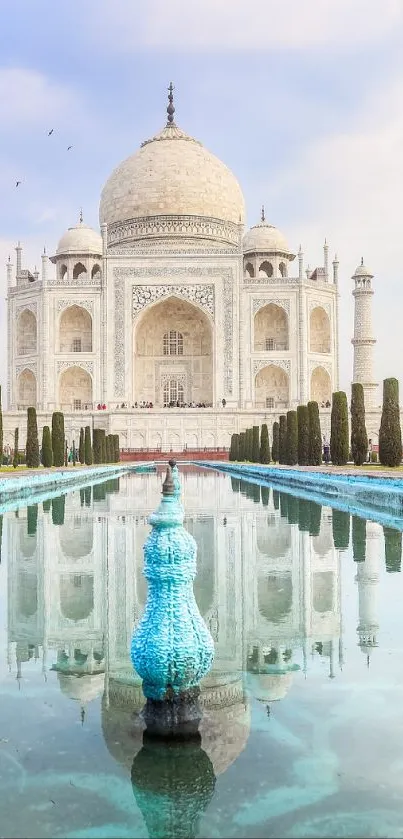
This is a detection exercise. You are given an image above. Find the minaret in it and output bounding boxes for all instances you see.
[355,520,381,666]
[351,259,377,411]
[15,241,22,281]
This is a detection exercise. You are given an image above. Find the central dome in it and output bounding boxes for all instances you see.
[99,121,245,244]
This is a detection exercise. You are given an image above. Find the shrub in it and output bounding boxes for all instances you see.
[105,435,112,463]
[79,428,85,464]
[272,421,279,463]
[27,505,38,536]
[384,526,402,573]
[297,405,310,466]
[260,424,270,464]
[379,378,402,467]
[350,383,368,466]
[332,509,350,550]
[51,412,65,467]
[330,392,349,465]
[41,426,53,467]
[252,426,260,463]
[286,411,298,466]
[93,429,103,464]
[52,495,65,526]
[352,516,366,562]
[308,401,322,465]
[26,407,40,468]
[84,426,93,465]
[238,432,245,461]
[279,415,287,464]
[12,428,19,469]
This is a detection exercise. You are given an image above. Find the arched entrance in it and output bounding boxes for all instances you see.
[59,306,92,353]
[18,369,37,408]
[255,364,289,410]
[311,366,331,405]
[254,303,288,352]
[134,297,213,406]
[310,307,331,353]
[17,309,37,356]
[59,367,93,410]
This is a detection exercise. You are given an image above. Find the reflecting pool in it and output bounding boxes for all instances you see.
[1,466,403,838]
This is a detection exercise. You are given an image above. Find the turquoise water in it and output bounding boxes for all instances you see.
[1,466,403,838]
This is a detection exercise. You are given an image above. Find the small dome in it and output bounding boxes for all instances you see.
[247,671,295,702]
[55,217,102,257]
[243,217,292,256]
[353,258,373,278]
[57,672,105,703]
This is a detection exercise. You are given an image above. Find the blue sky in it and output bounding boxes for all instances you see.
[1,0,403,402]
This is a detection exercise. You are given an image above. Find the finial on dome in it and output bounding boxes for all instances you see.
[361,256,364,266]
[162,464,175,496]
[261,204,265,222]
[167,82,175,125]
[79,208,83,224]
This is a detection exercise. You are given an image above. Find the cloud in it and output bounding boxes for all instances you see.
[93,0,403,51]
[0,67,86,131]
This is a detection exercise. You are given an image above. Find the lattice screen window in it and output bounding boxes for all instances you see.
[73,398,82,410]
[163,330,183,356]
[265,337,274,351]
[72,338,82,353]
[163,379,185,405]
[266,397,274,408]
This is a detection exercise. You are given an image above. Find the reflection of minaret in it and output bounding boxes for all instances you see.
[351,259,377,412]
[355,520,381,664]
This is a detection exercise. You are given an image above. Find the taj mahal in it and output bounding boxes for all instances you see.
[3,86,379,451]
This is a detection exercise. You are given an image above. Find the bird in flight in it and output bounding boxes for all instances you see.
[48,128,54,136]
[15,180,21,187]
[67,145,73,151]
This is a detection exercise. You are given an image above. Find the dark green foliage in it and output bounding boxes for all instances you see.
[252,483,261,503]
[351,383,368,466]
[72,441,76,466]
[93,481,107,502]
[108,478,120,494]
[330,392,349,465]
[371,450,378,463]
[113,434,120,462]
[101,431,107,464]
[84,426,93,465]
[239,479,249,497]
[42,498,51,513]
[84,486,92,506]
[273,489,279,509]
[286,411,298,466]
[64,439,68,466]
[272,421,280,463]
[286,495,299,525]
[41,425,53,467]
[52,495,65,526]
[298,499,311,532]
[260,424,270,464]
[379,378,402,467]
[252,426,260,463]
[13,427,19,469]
[26,407,40,468]
[279,415,287,465]
[309,502,322,537]
[238,433,245,462]
[308,401,322,465]
[332,509,350,550]
[384,527,402,573]
[0,516,2,561]
[105,435,111,463]
[246,428,253,461]
[79,428,85,464]
[229,434,239,462]
[51,412,65,467]
[352,516,366,562]
[0,386,3,466]
[27,505,38,536]
[93,429,103,464]
[297,406,310,466]
[279,492,288,518]
[230,476,240,493]
[261,486,270,506]
[80,488,85,507]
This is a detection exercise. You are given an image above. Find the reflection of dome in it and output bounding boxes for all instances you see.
[57,672,105,703]
[243,220,292,255]
[55,219,102,257]
[247,668,298,702]
[99,122,245,242]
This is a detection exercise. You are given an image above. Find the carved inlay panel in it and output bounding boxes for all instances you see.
[16,301,38,318]
[15,362,37,376]
[308,299,331,317]
[132,284,214,319]
[308,359,332,376]
[252,298,290,316]
[253,359,290,376]
[57,299,94,316]
[56,360,94,376]
[108,214,241,247]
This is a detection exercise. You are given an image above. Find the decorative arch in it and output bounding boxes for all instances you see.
[59,574,94,622]
[59,519,93,559]
[313,571,334,613]
[17,309,37,356]
[73,262,87,280]
[91,263,101,279]
[245,262,255,278]
[310,306,331,353]
[18,572,38,618]
[255,364,289,410]
[259,261,273,278]
[256,515,291,558]
[254,303,288,351]
[59,305,92,353]
[59,366,92,410]
[149,432,162,449]
[134,296,213,406]
[279,261,287,278]
[59,264,68,280]
[18,369,37,408]
[311,366,331,405]
[258,574,293,624]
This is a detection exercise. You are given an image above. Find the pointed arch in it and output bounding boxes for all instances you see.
[59,305,92,353]
[310,366,331,404]
[310,306,331,353]
[254,364,289,410]
[59,366,92,410]
[254,303,288,351]
[73,261,87,280]
[18,369,37,408]
[17,309,37,356]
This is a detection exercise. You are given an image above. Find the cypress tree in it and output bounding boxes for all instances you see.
[297,405,310,466]
[260,424,270,463]
[26,407,40,468]
[79,428,85,464]
[93,481,107,502]
[52,495,65,526]
[239,479,249,497]
[308,401,322,465]
[272,421,280,463]
[351,383,368,466]
[42,498,51,513]
[93,429,103,464]
[352,515,366,562]
[114,434,120,462]
[279,492,288,518]
[105,435,111,463]
[84,426,93,465]
[261,485,270,506]
[229,433,238,461]
[13,427,19,468]
[384,527,402,573]
[279,415,287,464]
[273,489,280,510]
[238,432,245,462]
[0,385,3,466]
[27,504,38,536]
[244,428,251,461]
[101,431,107,464]
[232,433,239,461]
[379,378,402,467]
[51,412,65,467]
[287,495,299,525]
[330,392,349,465]
[41,426,53,467]
[298,499,311,532]
[286,411,298,466]
[332,509,350,550]
[252,426,260,463]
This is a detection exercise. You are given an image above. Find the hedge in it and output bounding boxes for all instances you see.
[272,421,280,463]
[260,424,270,464]
[26,407,40,468]
[308,401,322,465]
[84,426,93,465]
[79,427,85,465]
[279,415,287,465]
[330,392,349,465]
[52,412,65,467]
[286,410,298,466]
[351,382,368,466]
[379,378,402,467]
[41,425,53,468]
[297,405,309,466]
